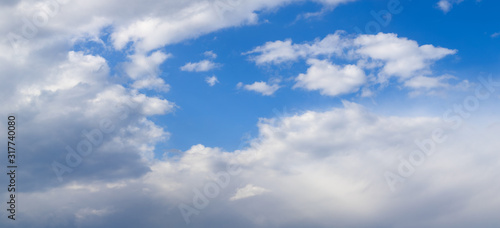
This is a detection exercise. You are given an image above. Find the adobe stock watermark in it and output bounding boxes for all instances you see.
[7,0,69,54]
[385,76,500,192]
[354,0,403,34]
[177,134,251,225]
[177,163,242,224]
[51,97,139,182]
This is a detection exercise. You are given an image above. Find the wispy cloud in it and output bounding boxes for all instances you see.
[180,60,220,72]
[436,0,465,13]
[205,76,219,86]
[237,81,281,96]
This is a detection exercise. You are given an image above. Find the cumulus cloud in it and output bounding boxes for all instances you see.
[125,51,172,91]
[7,101,500,227]
[1,0,353,57]
[205,76,219,86]
[108,0,356,53]
[237,81,281,96]
[246,31,457,96]
[354,33,457,79]
[294,59,366,96]
[125,51,171,79]
[246,32,456,79]
[244,31,350,65]
[0,49,175,197]
[181,60,219,72]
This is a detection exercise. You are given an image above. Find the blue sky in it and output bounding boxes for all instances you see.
[1,0,500,227]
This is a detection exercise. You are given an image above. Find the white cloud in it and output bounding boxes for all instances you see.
[294,59,366,96]
[354,33,457,79]
[132,77,170,91]
[437,0,464,13]
[181,60,219,72]
[108,0,356,54]
[246,31,457,80]
[124,51,171,90]
[246,39,299,64]
[491,32,500,38]
[230,184,270,201]
[205,76,219,86]
[0,0,353,56]
[0,48,175,204]
[204,50,217,59]
[246,32,457,97]
[404,75,455,89]
[12,101,500,227]
[437,0,453,12]
[405,75,472,97]
[245,31,350,65]
[125,51,171,79]
[109,2,256,52]
[237,81,281,96]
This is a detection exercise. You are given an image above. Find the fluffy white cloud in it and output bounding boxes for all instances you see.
[109,2,260,53]
[237,81,281,96]
[125,51,171,90]
[354,33,457,79]
[247,31,457,96]
[205,76,219,86]
[132,77,170,91]
[0,0,355,59]
[245,31,350,65]
[294,59,366,96]
[245,39,299,64]
[181,60,219,72]
[246,31,457,80]
[125,51,170,79]
[0,49,175,200]
[108,0,356,53]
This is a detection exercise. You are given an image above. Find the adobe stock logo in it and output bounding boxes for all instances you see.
[177,164,242,224]
[384,76,500,192]
[7,0,69,54]
[354,0,404,34]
